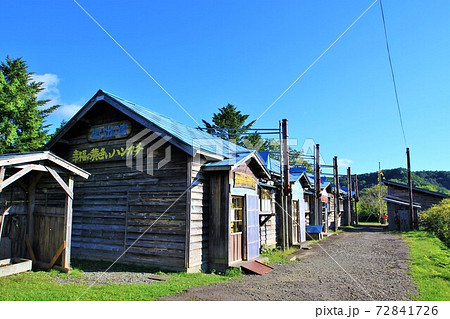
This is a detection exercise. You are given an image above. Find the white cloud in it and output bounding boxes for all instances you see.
[33,73,60,102]
[32,73,82,127]
[56,103,82,118]
[337,158,353,168]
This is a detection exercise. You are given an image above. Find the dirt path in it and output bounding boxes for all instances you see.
[161,225,417,301]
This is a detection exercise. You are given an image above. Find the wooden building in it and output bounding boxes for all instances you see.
[44,89,271,272]
[383,180,448,231]
[288,171,308,244]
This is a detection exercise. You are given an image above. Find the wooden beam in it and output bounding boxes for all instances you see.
[25,236,37,264]
[0,152,48,167]
[0,166,33,191]
[15,164,47,172]
[47,154,90,179]
[0,167,5,189]
[46,166,73,199]
[48,241,66,268]
[62,175,74,270]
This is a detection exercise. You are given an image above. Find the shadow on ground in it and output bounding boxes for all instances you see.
[340,223,388,233]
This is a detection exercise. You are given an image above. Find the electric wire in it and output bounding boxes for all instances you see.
[379,0,408,147]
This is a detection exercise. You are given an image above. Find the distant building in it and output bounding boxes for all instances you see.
[383,180,448,231]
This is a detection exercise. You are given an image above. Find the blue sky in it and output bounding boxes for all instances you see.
[2,0,449,174]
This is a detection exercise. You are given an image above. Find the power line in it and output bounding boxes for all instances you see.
[379,0,408,147]
[254,0,380,123]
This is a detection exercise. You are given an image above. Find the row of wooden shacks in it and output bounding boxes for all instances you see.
[0,90,356,272]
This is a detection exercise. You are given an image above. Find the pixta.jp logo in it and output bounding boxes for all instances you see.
[126,129,172,175]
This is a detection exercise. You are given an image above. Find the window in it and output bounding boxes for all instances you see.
[231,196,243,233]
[260,189,272,212]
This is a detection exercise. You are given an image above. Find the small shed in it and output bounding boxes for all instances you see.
[383,180,448,231]
[0,151,90,271]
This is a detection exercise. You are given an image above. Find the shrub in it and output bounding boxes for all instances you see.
[419,199,450,247]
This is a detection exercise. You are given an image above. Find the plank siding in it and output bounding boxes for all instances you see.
[49,102,189,271]
[187,156,209,271]
[259,192,277,249]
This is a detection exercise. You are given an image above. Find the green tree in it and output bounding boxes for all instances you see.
[202,103,259,146]
[420,198,450,247]
[0,56,59,154]
[356,183,387,222]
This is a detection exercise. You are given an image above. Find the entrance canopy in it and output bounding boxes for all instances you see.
[0,151,90,271]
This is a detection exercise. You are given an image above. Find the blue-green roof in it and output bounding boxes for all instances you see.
[47,89,249,159]
[102,91,248,158]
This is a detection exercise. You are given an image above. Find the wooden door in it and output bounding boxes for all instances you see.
[292,200,300,244]
[245,194,260,261]
[230,196,243,263]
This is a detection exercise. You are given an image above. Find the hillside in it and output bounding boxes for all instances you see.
[356,168,450,195]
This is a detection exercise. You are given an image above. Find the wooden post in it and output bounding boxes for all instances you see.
[62,174,74,270]
[27,172,43,247]
[333,156,339,231]
[281,119,290,250]
[354,174,359,225]
[0,167,5,192]
[347,167,352,226]
[314,144,321,226]
[278,121,285,250]
[379,162,383,221]
[406,148,415,230]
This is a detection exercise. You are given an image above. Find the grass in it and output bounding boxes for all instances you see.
[0,260,237,301]
[403,230,450,301]
[261,247,298,264]
[339,225,355,230]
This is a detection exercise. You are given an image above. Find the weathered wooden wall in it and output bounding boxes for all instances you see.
[259,191,276,249]
[188,156,210,271]
[387,185,446,211]
[33,206,64,265]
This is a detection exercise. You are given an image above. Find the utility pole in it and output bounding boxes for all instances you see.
[333,156,339,231]
[281,119,290,249]
[354,174,359,225]
[347,167,352,226]
[379,162,382,222]
[314,144,321,226]
[406,148,415,230]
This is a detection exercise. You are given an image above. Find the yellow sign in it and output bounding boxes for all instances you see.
[234,172,257,190]
[71,143,144,164]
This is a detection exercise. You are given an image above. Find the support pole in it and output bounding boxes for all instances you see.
[354,174,359,225]
[333,156,339,231]
[347,167,352,226]
[62,174,74,270]
[406,148,415,230]
[379,162,383,221]
[314,144,321,226]
[281,119,290,250]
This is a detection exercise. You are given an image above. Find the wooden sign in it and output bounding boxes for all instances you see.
[88,121,131,142]
[234,172,257,190]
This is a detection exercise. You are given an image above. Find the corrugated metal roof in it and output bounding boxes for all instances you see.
[102,91,248,158]
[383,180,449,198]
[258,152,281,175]
[203,150,253,168]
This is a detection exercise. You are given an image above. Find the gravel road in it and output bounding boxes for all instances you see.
[160,225,417,301]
